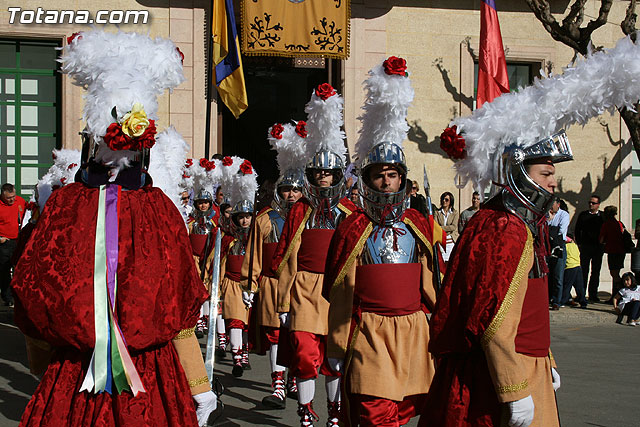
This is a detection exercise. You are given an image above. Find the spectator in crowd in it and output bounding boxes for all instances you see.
[0,183,25,307]
[409,180,428,216]
[613,271,640,326]
[349,186,361,207]
[599,205,627,303]
[560,233,588,308]
[435,191,459,262]
[215,186,225,207]
[575,194,604,302]
[548,197,570,310]
[458,191,481,234]
[179,190,193,223]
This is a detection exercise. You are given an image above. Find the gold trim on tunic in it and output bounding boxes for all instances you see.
[497,379,529,394]
[481,227,533,348]
[174,327,196,340]
[188,375,210,388]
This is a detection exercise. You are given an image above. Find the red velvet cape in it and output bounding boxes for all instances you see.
[419,206,531,427]
[12,183,208,426]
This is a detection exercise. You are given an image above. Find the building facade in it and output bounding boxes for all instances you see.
[0,0,635,233]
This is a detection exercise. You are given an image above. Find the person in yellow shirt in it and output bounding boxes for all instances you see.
[560,233,588,308]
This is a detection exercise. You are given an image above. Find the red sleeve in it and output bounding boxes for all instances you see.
[429,208,529,356]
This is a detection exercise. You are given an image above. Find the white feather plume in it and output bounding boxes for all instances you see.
[188,158,222,198]
[268,122,308,175]
[304,86,347,162]
[451,34,640,192]
[36,149,81,208]
[355,62,414,165]
[149,126,190,209]
[220,156,258,207]
[60,30,184,138]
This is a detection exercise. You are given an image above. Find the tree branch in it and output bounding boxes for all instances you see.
[621,0,638,40]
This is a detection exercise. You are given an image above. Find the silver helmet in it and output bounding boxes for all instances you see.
[194,189,213,203]
[304,149,346,210]
[498,130,573,227]
[272,168,305,217]
[192,189,214,219]
[230,199,254,241]
[359,141,408,226]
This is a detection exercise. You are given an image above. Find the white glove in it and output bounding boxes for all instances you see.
[242,291,254,308]
[508,395,534,427]
[279,312,290,327]
[327,357,344,373]
[193,390,217,426]
[551,368,561,391]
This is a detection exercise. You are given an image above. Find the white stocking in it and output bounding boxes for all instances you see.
[216,314,225,334]
[229,328,242,352]
[269,344,286,373]
[325,375,341,403]
[297,378,315,405]
[201,300,210,317]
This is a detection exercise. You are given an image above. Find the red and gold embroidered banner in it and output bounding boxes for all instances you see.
[240,0,350,59]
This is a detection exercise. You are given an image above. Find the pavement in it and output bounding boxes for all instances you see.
[1,299,639,426]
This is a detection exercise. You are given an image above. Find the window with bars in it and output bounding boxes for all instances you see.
[0,38,61,199]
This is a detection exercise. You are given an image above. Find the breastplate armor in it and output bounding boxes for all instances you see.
[229,239,247,256]
[266,210,285,243]
[307,205,347,230]
[191,212,214,235]
[362,222,417,265]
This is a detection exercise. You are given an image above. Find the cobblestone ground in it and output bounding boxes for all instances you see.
[1,299,637,426]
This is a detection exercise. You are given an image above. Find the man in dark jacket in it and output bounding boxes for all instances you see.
[574,194,604,302]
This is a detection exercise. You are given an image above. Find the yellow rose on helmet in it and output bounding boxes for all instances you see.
[120,103,150,138]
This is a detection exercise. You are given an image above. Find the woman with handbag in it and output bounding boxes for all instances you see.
[599,205,628,303]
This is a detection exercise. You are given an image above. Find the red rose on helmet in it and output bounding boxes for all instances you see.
[182,172,190,179]
[222,156,233,166]
[185,158,193,167]
[315,83,336,100]
[239,160,253,175]
[295,121,308,138]
[67,32,82,45]
[270,123,284,140]
[104,123,135,151]
[199,158,209,168]
[103,120,157,151]
[67,163,77,170]
[440,125,467,160]
[383,56,407,76]
[60,177,67,185]
[137,120,157,149]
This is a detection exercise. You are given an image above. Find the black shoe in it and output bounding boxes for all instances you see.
[232,364,244,377]
[550,304,560,311]
[242,361,252,371]
[589,297,601,303]
[262,394,286,409]
[195,329,204,339]
[215,348,226,359]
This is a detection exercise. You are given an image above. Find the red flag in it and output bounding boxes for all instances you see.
[477,0,509,108]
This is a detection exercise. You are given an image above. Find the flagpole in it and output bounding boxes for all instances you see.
[204,2,215,160]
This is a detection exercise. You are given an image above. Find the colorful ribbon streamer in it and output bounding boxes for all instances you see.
[80,184,145,396]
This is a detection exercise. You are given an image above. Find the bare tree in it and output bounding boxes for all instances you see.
[524,0,640,161]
